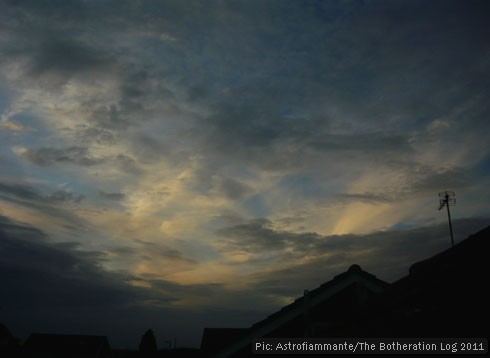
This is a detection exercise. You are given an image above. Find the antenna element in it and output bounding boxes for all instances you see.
[438,191,456,247]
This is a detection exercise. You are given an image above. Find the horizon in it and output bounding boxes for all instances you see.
[1,0,489,350]
[2,220,489,350]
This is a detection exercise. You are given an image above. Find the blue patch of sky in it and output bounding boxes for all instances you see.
[18,166,95,199]
[243,194,269,218]
[0,112,100,199]
[280,105,302,118]
[390,222,416,231]
[474,153,490,178]
[278,173,326,199]
[1,111,50,169]
[389,215,442,231]
[7,111,53,143]
[0,89,11,114]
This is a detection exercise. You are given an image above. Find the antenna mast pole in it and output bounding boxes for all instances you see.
[438,191,456,247]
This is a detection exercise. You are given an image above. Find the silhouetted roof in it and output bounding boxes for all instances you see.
[0,323,13,341]
[409,225,489,276]
[200,328,247,354]
[0,323,17,345]
[354,225,490,337]
[22,333,112,358]
[201,225,490,356]
[248,264,388,333]
[203,264,389,357]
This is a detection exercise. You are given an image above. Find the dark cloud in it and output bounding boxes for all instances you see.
[3,0,488,174]
[204,104,282,150]
[0,1,114,89]
[19,146,141,174]
[113,154,142,175]
[0,214,47,241]
[0,215,252,347]
[217,216,490,273]
[199,101,416,172]
[76,126,116,145]
[407,165,470,194]
[0,181,84,206]
[1,0,89,21]
[134,239,196,264]
[0,181,91,236]
[1,0,490,348]
[331,165,471,206]
[245,217,490,296]
[0,181,43,202]
[85,105,130,131]
[308,133,412,156]
[217,218,321,254]
[0,215,136,309]
[20,147,101,167]
[275,216,306,226]
[47,189,85,203]
[180,0,490,173]
[335,192,394,204]
[219,177,252,200]
[117,66,176,115]
[98,191,125,201]
[130,134,173,164]
[26,37,109,78]
[145,279,223,300]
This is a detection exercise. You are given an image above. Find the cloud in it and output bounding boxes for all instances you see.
[332,165,470,205]
[17,146,101,167]
[217,218,321,255]
[134,239,196,265]
[219,177,252,200]
[0,181,43,202]
[47,190,85,203]
[242,217,490,296]
[98,191,125,201]
[0,214,271,346]
[407,165,470,194]
[335,192,394,204]
[216,216,490,274]
[0,215,136,309]
[15,146,142,176]
[0,120,32,132]
[25,37,110,80]
[0,1,115,89]
[0,180,94,240]
[76,126,116,145]
[86,104,130,131]
[0,181,84,206]
[0,0,489,348]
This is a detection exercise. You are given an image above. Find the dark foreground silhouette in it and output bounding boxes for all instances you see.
[2,226,489,357]
[201,226,490,357]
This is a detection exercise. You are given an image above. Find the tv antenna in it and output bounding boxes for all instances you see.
[438,191,456,247]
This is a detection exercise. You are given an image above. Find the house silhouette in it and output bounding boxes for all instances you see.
[22,333,112,358]
[0,323,21,356]
[201,225,490,357]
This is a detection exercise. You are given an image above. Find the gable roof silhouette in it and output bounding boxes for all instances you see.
[0,323,20,355]
[248,264,389,333]
[201,225,490,357]
[201,264,389,357]
[367,225,490,337]
[0,323,15,344]
[22,333,112,358]
[200,328,247,355]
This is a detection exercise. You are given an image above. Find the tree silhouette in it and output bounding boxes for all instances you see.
[139,329,157,354]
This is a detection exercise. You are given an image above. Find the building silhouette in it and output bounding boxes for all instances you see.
[201,225,490,357]
[22,333,112,358]
[0,323,21,356]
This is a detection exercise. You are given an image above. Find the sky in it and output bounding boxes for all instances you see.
[1,0,490,349]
